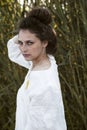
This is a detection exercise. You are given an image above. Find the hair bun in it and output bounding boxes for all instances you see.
[28,7,52,25]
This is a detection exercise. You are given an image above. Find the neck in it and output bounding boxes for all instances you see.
[32,54,51,71]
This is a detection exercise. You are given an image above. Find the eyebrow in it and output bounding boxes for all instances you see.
[18,40,34,43]
[18,40,22,42]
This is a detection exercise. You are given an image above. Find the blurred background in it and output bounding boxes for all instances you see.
[0,0,87,130]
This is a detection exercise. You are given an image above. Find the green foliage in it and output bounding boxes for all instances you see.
[45,0,87,130]
[0,0,87,130]
[0,1,26,130]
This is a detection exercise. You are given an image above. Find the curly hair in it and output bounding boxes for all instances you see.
[18,7,57,55]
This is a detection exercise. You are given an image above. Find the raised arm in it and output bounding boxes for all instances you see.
[7,35,30,69]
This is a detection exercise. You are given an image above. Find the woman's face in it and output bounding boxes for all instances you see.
[18,29,48,63]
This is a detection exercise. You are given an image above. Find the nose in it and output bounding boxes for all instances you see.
[21,43,28,52]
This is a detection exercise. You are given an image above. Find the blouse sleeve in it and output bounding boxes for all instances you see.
[25,86,67,130]
[7,35,30,69]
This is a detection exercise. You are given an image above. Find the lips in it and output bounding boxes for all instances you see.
[23,54,31,58]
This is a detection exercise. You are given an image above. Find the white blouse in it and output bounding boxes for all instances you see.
[7,35,67,130]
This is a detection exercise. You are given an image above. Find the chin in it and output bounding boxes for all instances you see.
[24,57,31,61]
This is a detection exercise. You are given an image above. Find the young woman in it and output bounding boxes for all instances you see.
[7,7,67,130]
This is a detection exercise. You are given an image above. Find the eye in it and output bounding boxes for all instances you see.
[17,40,23,45]
[26,40,34,45]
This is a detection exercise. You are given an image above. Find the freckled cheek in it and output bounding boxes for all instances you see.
[24,43,42,54]
[31,46,42,55]
[31,48,38,54]
[19,46,25,53]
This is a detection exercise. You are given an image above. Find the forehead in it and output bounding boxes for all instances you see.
[18,29,38,41]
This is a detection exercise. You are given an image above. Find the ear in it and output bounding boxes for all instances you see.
[42,40,48,48]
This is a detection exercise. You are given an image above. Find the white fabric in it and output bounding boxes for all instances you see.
[7,35,67,130]
[7,35,31,69]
